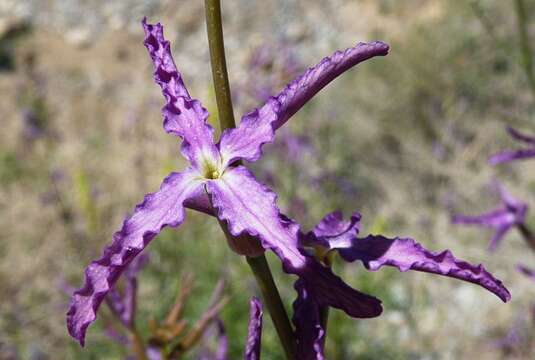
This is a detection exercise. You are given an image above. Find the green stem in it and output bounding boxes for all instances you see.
[204,0,236,131]
[204,1,297,358]
[247,255,297,359]
[513,0,535,102]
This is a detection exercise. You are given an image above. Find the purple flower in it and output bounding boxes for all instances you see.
[245,297,263,360]
[67,18,390,346]
[294,211,511,358]
[197,318,228,360]
[489,126,535,165]
[452,182,528,251]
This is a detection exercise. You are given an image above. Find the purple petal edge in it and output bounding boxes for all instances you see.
[339,235,511,302]
[219,41,389,165]
[245,297,263,360]
[67,170,201,346]
[142,19,219,169]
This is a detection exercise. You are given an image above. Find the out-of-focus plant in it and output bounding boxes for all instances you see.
[489,126,535,165]
[65,1,511,358]
[452,181,530,251]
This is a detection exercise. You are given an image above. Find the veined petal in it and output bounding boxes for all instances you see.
[142,19,220,169]
[338,235,511,302]
[219,41,389,165]
[206,166,382,318]
[293,279,325,360]
[303,211,361,250]
[244,297,263,360]
[67,169,203,346]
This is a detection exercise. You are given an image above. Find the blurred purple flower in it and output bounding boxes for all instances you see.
[492,316,523,354]
[451,182,528,251]
[197,318,228,360]
[67,18,391,346]
[20,108,45,141]
[489,126,535,165]
[104,253,149,329]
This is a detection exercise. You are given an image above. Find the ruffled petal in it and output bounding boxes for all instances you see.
[303,211,361,249]
[338,235,511,302]
[206,166,382,318]
[244,297,263,360]
[142,19,220,170]
[67,169,203,346]
[293,279,325,360]
[219,41,389,165]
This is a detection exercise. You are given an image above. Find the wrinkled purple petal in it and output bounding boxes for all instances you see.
[219,41,389,165]
[338,235,510,302]
[293,279,325,360]
[489,127,535,165]
[142,19,220,170]
[244,297,263,360]
[67,170,202,346]
[303,211,361,249]
[206,166,382,318]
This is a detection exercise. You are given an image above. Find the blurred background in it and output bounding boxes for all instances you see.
[1,0,534,358]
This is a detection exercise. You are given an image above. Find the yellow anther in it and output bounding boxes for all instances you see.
[210,170,220,179]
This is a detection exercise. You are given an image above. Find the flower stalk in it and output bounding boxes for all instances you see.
[204,0,297,358]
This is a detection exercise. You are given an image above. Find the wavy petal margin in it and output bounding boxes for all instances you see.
[293,279,325,360]
[143,19,220,169]
[244,297,263,360]
[219,41,389,166]
[67,170,202,346]
[206,166,382,318]
[303,211,361,249]
[338,235,511,302]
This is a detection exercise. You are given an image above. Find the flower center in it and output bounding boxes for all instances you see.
[202,160,222,180]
